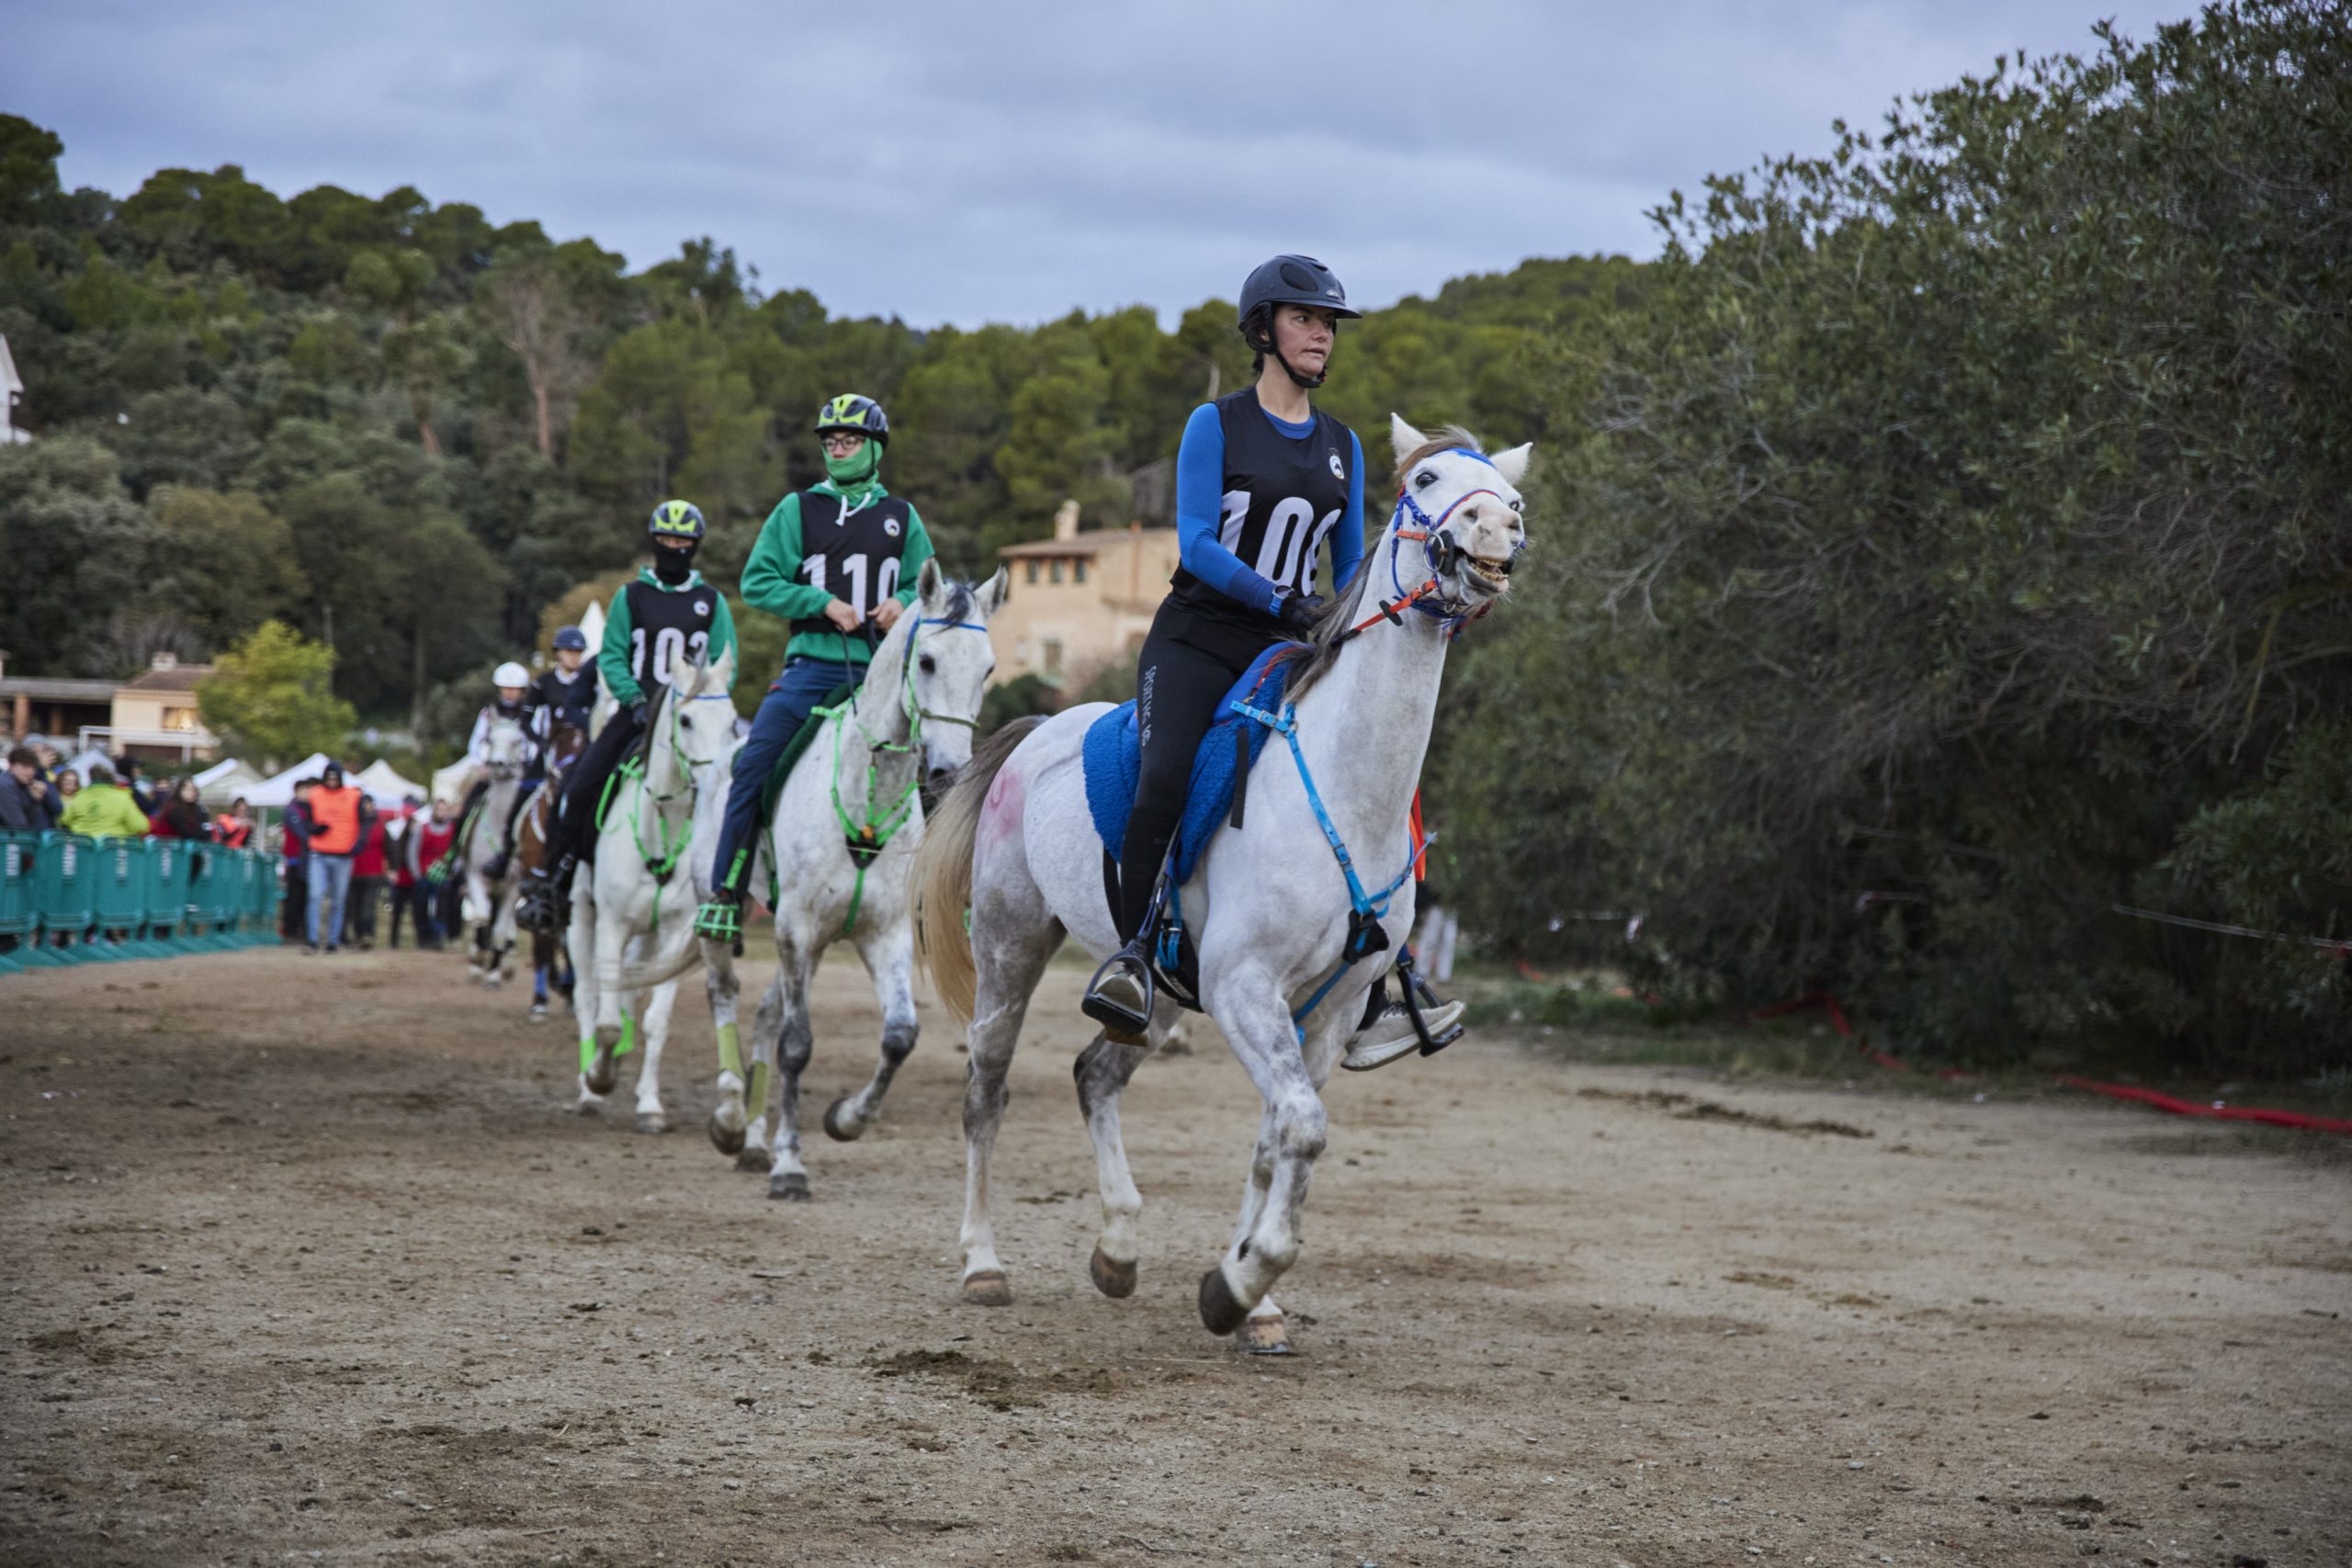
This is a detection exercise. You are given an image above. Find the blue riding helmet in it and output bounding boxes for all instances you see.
[553,626,589,652]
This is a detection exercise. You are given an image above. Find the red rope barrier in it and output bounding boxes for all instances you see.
[2057,1077,2352,1136]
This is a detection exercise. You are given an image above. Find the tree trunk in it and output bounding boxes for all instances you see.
[533,378,554,459]
[418,415,441,456]
[412,624,429,738]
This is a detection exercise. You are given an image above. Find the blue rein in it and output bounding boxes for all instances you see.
[1228,697,1421,1043]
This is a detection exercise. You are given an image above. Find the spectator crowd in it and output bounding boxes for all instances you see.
[2,739,461,955]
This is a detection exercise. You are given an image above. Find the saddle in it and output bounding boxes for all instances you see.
[1080,646,1293,1010]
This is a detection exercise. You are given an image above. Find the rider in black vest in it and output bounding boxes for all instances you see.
[515,502,739,932]
[1080,254,1464,1069]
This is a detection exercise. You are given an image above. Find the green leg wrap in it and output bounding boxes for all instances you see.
[747,1059,773,1121]
[617,1014,638,1058]
[717,1021,744,1080]
[578,1035,596,1075]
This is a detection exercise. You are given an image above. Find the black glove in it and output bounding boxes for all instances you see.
[628,698,650,726]
[1277,591,1324,637]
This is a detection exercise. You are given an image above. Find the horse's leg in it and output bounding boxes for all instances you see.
[631,975,679,1135]
[1073,998,1179,1301]
[765,935,819,1201]
[734,974,786,1172]
[958,908,1063,1308]
[1195,982,1329,1338]
[568,897,606,1115]
[1222,1102,1292,1353]
[704,942,749,1155]
[584,897,628,1096]
[822,916,920,1143]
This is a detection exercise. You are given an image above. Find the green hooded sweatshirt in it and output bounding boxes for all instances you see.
[596,566,740,707]
[740,475,936,669]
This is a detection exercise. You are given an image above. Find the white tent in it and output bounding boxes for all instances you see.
[61,748,112,783]
[192,757,266,805]
[356,759,424,807]
[243,752,334,808]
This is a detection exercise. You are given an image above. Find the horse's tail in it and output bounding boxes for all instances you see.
[915,715,1044,1025]
[610,924,707,992]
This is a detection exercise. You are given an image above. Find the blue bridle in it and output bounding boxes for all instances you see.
[1386,447,1526,632]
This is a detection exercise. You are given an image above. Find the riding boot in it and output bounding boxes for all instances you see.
[514,853,571,934]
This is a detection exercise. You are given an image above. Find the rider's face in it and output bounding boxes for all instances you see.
[498,686,525,704]
[1272,306,1337,377]
[556,649,584,672]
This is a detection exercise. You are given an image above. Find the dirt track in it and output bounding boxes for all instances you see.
[3,944,2346,1567]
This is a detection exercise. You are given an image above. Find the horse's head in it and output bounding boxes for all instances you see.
[660,647,741,792]
[482,716,530,779]
[1387,415,1532,616]
[904,558,1007,795]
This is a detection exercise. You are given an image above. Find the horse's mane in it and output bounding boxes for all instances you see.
[1277,424,1484,703]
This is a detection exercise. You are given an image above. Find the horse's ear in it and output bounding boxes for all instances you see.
[1490,443,1532,486]
[707,644,736,694]
[1390,413,1429,462]
[918,557,944,603]
[975,564,1010,616]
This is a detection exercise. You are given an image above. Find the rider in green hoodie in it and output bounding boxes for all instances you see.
[693,393,934,941]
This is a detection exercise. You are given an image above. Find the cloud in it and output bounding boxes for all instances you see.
[6,0,2191,326]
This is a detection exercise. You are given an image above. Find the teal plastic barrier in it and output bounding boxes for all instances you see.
[142,839,197,953]
[28,832,97,965]
[0,832,35,974]
[2,838,286,971]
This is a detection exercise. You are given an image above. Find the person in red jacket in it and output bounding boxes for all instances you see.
[407,797,458,952]
[344,810,390,951]
[214,797,254,847]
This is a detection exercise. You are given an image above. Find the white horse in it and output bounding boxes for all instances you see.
[914,416,1530,1350]
[458,715,532,987]
[569,649,741,1133]
[617,561,1007,1199]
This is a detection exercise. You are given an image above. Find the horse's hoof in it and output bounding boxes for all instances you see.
[1235,1314,1294,1355]
[769,1171,811,1201]
[734,1145,774,1174]
[820,1097,864,1143]
[1197,1266,1250,1337]
[635,1111,669,1136]
[961,1269,1013,1307]
[707,1112,746,1156]
[529,1003,548,1022]
[584,1047,618,1096]
[1089,1246,1137,1300]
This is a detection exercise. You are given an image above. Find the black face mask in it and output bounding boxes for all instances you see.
[653,546,697,584]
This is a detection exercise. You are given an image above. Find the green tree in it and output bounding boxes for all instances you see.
[197,620,358,767]
[0,436,157,675]
[145,485,308,642]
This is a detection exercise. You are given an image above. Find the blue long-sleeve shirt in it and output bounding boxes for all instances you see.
[1174,401,1366,616]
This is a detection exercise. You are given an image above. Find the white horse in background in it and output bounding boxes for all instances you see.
[457,714,532,987]
[615,560,1006,1199]
[914,417,1531,1351]
[569,649,741,1133]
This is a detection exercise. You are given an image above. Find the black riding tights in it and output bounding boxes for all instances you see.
[550,706,645,863]
[1118,606,1269,942]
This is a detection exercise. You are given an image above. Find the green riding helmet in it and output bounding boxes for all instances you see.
[649,499,707,539]
[814,393,889,446]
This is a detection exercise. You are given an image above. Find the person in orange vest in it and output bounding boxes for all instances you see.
[300,761,376,955]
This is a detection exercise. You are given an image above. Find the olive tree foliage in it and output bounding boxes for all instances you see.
[1434,1,2351,1067]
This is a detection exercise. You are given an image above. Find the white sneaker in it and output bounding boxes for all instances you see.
[1340,998,1465,1072]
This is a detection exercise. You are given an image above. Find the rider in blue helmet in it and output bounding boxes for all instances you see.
[1079,254,1464,1071]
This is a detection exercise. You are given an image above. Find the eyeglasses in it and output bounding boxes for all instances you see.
[820,434,867,454]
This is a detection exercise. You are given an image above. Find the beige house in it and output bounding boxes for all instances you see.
[992,502,1181,693]
[90,653,220,761]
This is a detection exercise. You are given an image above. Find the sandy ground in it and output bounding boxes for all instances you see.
[2,942,2346,1568]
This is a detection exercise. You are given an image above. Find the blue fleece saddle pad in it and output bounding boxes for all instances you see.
[1083,644,1292,885]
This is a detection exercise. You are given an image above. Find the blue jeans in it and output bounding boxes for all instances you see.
[712,657,863,892]
[307,853,355,946]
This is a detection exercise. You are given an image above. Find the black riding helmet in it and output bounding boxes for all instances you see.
[1238,254,1362,389]
[814,393,890,446]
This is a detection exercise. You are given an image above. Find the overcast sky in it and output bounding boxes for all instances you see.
[8,1,2188,327]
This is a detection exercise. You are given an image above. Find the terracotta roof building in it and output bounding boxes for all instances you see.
[990,502,1180,692]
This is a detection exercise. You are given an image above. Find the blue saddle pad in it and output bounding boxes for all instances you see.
[1083,645,1292,883]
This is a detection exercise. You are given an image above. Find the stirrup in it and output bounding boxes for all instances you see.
[694,892,742,943]
[1081,944,1154,1041]
[514,873,559,933]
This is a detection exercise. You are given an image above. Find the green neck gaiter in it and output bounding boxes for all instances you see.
[823,444,880,488]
